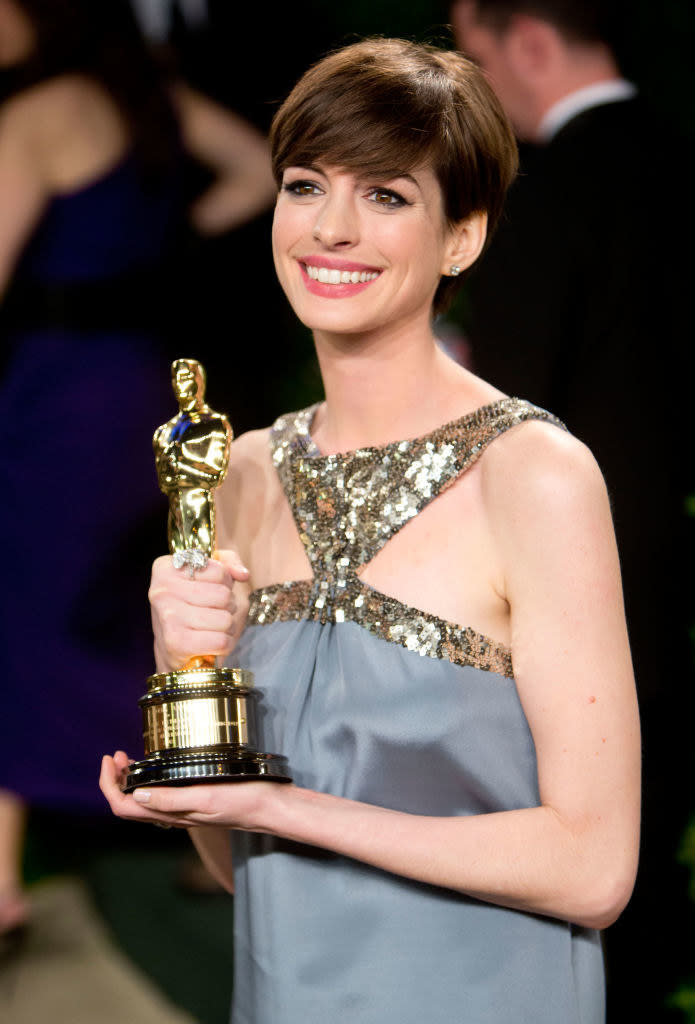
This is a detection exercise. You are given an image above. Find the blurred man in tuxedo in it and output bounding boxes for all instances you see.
[451,2,693,1017]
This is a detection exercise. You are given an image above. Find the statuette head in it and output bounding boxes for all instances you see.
[172,358,205,409]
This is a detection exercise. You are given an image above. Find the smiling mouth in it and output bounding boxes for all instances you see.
[302,263,380,285]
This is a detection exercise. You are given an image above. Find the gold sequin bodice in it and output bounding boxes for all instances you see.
[247,397,565,679]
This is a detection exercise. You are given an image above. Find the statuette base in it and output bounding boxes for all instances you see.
[124,664,291,790]
[124,746,291,790]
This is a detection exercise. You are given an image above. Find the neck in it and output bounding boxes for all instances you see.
[179,396,204,414]
[531,43,622,139]
[310,317,478,453]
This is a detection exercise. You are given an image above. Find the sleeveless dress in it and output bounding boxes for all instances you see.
[0,153,182,811]
[230,397,605,1024]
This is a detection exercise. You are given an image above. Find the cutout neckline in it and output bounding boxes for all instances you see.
[298,396,515,459]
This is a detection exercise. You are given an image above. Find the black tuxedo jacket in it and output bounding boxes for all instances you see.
[464,97,693,702]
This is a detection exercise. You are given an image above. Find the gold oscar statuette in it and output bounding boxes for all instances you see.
[125,359,291,789]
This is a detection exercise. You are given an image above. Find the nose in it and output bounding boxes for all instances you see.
[312,189,358,248]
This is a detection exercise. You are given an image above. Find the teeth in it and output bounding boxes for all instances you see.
[305,264,379,284]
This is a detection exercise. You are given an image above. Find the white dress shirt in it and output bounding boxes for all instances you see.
[538,79,638,142]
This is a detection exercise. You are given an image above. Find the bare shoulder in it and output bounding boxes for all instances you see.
[220,428,273,507]
[226,427,272,477]
[0,78,54,150]
[480,419,611,541]
[217,428,274,555]
[0,78,87,193]
[1,74,110,133]
[0,74,126,182]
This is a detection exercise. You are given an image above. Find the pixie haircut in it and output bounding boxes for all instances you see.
[270,38,518,314]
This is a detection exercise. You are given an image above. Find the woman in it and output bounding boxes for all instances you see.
[101,38,640,1023]
[0,0,274,941]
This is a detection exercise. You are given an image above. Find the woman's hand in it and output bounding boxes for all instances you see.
[148,549,250,673]
[99,751,275,833]
[99,751,178,826]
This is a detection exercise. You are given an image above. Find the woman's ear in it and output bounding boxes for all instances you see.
[442,211,488,276]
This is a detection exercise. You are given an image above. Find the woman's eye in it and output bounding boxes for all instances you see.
[283,180,321,197]
[368,188,406,207]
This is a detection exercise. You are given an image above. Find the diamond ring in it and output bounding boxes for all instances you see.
[173,549,209,578]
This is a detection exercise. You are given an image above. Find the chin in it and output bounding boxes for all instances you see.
[286,294,375,336]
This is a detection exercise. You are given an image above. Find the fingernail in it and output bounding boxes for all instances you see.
[133,789,151,803]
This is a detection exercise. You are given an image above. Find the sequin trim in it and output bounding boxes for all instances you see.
[248,578,514,678]
[247,398,566,679]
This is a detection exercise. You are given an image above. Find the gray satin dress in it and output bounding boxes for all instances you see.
[230,397,605,1024]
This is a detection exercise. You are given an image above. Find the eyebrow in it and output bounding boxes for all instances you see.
[285,164,423,191]
[375,171,420,188]
[360,171,425,198]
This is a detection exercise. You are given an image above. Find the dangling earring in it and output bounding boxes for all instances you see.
[449,265,462,277]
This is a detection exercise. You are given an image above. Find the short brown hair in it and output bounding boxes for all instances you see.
[270,38,518,315]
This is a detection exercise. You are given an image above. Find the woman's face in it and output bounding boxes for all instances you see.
[0,0,35,66]
[272,163,461,340]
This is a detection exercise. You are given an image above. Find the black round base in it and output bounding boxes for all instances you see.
[123,747,292,791]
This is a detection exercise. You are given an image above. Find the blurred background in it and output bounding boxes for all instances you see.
[0,1,693,1021]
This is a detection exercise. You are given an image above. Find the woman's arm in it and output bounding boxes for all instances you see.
[0,100,50,299]
[172,84,276,234]
[102,424,640,929]
[187,827,235,894]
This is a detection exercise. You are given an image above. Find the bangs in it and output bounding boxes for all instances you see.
[271,60,454,186]
[275,123,442,184]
